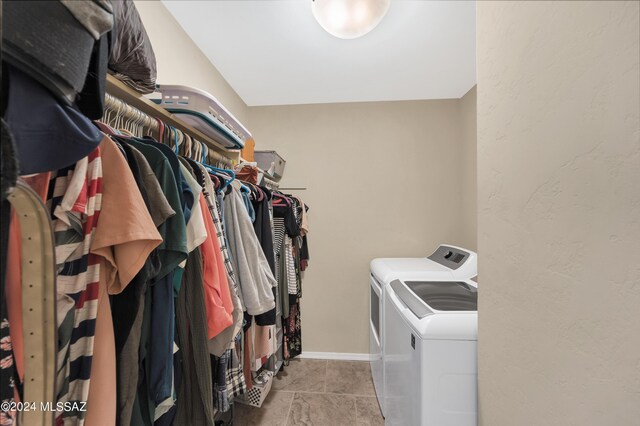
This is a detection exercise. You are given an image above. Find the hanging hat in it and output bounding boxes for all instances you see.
[2,1,112,106]
[4,66,103,175]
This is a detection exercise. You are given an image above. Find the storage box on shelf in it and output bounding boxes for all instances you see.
[105,75,241,163]
[254,151,286,182]
[152,84,251,150]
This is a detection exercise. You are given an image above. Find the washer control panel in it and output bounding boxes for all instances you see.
[427,245,470,270]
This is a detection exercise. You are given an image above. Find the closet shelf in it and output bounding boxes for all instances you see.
[105,74,240,163]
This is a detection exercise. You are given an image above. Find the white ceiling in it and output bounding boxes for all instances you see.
[162,0,476,106]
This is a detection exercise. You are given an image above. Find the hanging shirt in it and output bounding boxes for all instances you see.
[224,183,276,316]
[199,196,234,339]
[153,160,208,423]
[91,137,163,294]
[118,138,187,416]
[47,148,102,425]
[86,136,162,426]
[178,161,207,255]
[134,137,193,223]
[252,186,276,275]
[186,162,245,356]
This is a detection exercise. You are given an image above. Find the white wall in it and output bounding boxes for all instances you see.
[248,99,476,353]
[477,1,640,424]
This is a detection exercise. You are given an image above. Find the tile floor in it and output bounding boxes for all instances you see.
[234,358,384,426]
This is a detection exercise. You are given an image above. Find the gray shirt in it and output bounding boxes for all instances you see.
[224,182,276,316]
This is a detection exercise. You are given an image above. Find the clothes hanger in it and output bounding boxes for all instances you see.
[94,120,120,136]
[170,126,179,154]
[203,163,235,190]
[201,142,209,165]
[210,173,221,191]
[176,129,186,156]
[132,109,142,136]
[189,134,195,158]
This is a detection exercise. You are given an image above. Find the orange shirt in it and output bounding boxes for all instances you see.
[198,195,234,339]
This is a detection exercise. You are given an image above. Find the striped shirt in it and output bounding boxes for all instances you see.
[47,149,102,426]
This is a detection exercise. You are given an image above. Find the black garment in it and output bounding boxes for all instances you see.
[1,119,18,199]
[254,301,276,327]
[76,34,110,119]
[252,186,276,274]
[300,236,310,265]
[272,193,299,238]
[175,248,215,426]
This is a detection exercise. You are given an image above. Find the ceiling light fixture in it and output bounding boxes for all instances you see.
[311,0,390,40]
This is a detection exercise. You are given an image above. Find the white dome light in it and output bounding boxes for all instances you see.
[312,0,391,40]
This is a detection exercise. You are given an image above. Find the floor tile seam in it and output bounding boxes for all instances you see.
[281,389,375,398]
[284,391,296,426]
[324,359,328,393]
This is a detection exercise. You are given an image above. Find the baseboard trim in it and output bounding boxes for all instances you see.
[299,351,373,361]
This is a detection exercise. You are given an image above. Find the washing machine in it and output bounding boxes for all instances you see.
[369,245,477,416]
[383,278,478,426]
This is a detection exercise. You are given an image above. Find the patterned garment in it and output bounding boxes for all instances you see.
[209,196,247,401]
[197,166,239,305]
[272,217,285,290]
[285,304,302,359]
[0,319,15,426]
[0,201,15,426]
[212,351,231,413]
[272,217,289,318]
[47,149,103,425]
[272,218,285,258]
[227,334,246,400]
[284,238,297,295]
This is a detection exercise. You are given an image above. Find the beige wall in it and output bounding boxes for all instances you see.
[459,86,477,251]
[134,0,478,355]
[248,99,476,353]
[134,1,249,124]
[477,1,640,424]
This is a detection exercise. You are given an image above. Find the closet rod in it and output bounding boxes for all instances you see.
[102,93,234,168]
[105,74,240,164]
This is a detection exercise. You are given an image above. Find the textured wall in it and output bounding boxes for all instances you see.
[134,1,249,124]
[477,1,640,424]
[248,99,475,353]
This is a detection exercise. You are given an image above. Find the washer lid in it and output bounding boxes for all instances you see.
[404,281,478,311]
[389,279,478,340]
